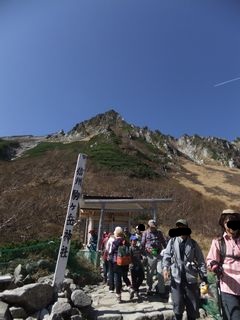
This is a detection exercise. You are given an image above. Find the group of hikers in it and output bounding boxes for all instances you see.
[88,208,240,320]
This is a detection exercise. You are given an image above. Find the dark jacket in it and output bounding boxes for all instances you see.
[129,245,143,270]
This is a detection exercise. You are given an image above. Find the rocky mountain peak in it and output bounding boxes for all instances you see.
[66,109,127,141]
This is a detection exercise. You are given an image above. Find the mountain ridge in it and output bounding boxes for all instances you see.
[2,109,240,169]
[0,109,240,248]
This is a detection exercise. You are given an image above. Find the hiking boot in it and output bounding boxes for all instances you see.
[158,293,169,300]
[168,292,173,304]
[116,294,121,303]
[128,287,134,299]
[146,289,153,295]
[174,314,183,320]
[154,285,159,293]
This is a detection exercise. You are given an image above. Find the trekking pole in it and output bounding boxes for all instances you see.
[210,261,225,319]
[216,275,224,319]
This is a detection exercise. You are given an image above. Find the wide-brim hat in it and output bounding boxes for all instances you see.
[222,209,239,214]
[219,209,240,227]
[176,219,188,227]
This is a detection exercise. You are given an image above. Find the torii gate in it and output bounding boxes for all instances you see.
[53,153,172,288]
[81,197,173,251]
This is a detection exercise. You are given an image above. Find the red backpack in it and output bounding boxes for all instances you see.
[116,241,132,266]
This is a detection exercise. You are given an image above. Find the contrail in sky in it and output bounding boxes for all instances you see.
[214,77,240,87]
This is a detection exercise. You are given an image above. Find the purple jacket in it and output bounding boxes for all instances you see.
[141,229,166,254]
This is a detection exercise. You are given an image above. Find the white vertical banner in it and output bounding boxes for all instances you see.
[53,153,87,288]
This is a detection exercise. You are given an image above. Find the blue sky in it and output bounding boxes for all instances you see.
[0,0,240,141]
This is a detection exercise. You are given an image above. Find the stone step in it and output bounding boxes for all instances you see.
[0,275,12,283]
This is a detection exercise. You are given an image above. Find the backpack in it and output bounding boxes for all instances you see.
[218,237,240,264]
[218,237,226,265]
[170,237,199,271]
[116,243,132,266]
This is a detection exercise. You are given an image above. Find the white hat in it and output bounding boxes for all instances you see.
[148,219,157,227]
[222,209,240,214]
[114,226,123,237]
[176,219,189,227]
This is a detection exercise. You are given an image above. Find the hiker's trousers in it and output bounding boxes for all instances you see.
[171,279,199,320]
[102,259,109,283]
[108,260,115,291]
[113,264,131,294]
[146,255,165,293]
[130,265,144,292]
[221,292,240,320]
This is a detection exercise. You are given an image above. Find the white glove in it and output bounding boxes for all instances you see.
[160,249,166,257]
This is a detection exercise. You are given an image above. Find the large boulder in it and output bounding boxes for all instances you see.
[13,264,24,285]
[0,275,14,292]
[71,290,92,308]
[0,300,12,320]
[9,306,28,318]
[50,300,72,318]
[0,283,55,313]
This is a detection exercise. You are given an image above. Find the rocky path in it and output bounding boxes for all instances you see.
[83,281,213,320]
[0,272,215,320]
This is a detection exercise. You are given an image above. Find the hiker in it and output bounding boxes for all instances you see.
[141,219,166,296]
[129,234,145,298]
[123,226,132,241]
[111,226,133,302]
[100,231,109,249]
[105,233,116,292]
[87,230,98,252]
[134,224,145,247]
[101,231,110,284]
[206,209,240,320]
[162,219,207,320]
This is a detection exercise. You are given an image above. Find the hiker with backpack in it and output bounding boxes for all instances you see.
[206,209,240,320]
[101,231,111,284]
[141,219,167,296]
[134,224,145,247]
[105,233,116,293]
[162,219,207,320]
[123,226,132,242]
[129,234,145,298]
[111,226,134,302]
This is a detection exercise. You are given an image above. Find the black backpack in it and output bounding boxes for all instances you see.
[218,237,240,265]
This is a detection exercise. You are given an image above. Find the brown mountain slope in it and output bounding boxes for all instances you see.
[1,146,237,255]
[175,159,240,207]
[1,111,240,254]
